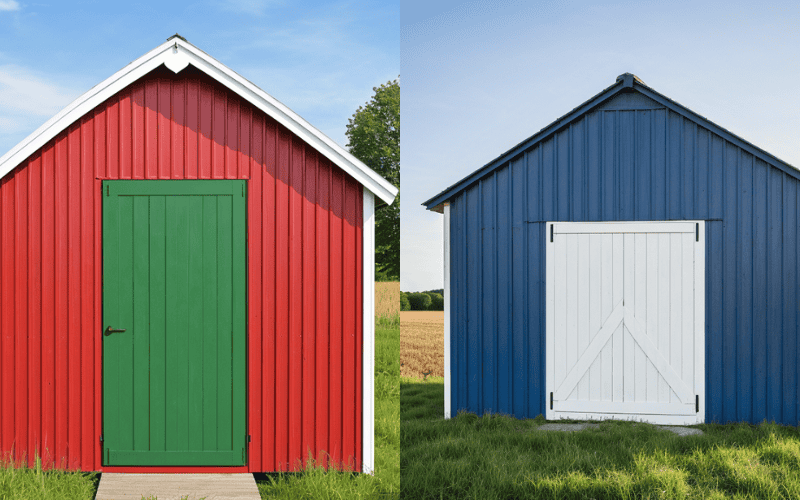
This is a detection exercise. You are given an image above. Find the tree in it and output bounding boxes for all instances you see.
[400,292,411,311]
[428,293,444,311]
[407,293,432,311]
[346,78,400,280]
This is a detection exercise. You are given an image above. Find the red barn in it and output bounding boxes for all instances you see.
[0,35,397,473]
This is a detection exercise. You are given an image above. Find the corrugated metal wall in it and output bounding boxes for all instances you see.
[0,66,364,471]
[449,93,800,426]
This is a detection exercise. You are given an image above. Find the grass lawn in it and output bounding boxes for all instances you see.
[402,377,800,500]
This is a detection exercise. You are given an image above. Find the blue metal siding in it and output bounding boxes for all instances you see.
[448,104,800,425]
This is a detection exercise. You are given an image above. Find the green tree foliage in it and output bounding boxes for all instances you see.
[400,292,411,311]
[407,292,432,311]
[346,79,400,280]
[428,293,444,311]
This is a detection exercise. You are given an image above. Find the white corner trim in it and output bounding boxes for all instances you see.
[443,203,452,419]
[0,38,398,206]
[362,187,376,474]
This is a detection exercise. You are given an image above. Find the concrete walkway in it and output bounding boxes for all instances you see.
[95,473,261,500]
[537,422,704,436]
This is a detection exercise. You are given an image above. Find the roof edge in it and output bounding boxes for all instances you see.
[0,37,398,205]
[423,76,799,210]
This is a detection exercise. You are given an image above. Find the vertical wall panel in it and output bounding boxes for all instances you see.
[315,148,329,466]
[15,163,28,465]
[722,142,738,423]
[448,92,800,427]
[27,155,41,464]
[782,178,797,424]
[766,169,783,422]
[0,67,364,472]
[511,157,527,417]
[248,115,263,472]
[751,155,766,423]
[481,177,496,411]
[261,117,277,472]
[635,111,650,219]
[496,167,511,414]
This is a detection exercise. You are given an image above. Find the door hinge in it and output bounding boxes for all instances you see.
[247,435,251,444]
[550,224,554,242]
[696,395,699,413]
[696,223,699,242]
[99,434,104,442]
[550,392,553,410]
[106,185,109,197]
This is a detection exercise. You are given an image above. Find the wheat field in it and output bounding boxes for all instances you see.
[400,311,443,378]
[375,281,400,325]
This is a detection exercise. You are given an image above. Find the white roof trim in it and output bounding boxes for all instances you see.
[0,38,398,205]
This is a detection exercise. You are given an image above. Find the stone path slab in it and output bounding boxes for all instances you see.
[538,423,600,432]
[536,422,704,436]
[658,425,704,436]
[95,473,261,500]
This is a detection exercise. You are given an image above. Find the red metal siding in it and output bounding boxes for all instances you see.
[0,66,363,472]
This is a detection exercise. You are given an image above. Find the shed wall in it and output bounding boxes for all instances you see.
[0,66,364,471]
[449,102,800,426]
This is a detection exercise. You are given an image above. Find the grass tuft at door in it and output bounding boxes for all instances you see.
[0,456,99,500]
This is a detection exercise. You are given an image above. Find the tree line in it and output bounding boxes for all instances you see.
[401,290,444,311]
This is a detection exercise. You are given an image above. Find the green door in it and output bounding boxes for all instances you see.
[103,180,247,466]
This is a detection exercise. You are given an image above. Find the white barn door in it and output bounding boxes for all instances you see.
[545,221,705,425]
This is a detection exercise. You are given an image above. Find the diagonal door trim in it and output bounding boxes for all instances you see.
[623,306,693,403]
[554,303,693,403]
[554,301,624,400]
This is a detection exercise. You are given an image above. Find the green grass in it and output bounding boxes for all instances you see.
[255,325,399,499]
[0,457,99,500]
[401,377,800,500]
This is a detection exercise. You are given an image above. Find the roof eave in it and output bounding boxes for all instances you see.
[0,37,398,205]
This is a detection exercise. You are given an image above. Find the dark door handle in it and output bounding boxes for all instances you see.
[104,326,127,336]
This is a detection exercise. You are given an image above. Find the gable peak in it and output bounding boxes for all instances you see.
[616,73,645,87]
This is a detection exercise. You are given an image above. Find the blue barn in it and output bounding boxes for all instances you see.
[423,73,800,426]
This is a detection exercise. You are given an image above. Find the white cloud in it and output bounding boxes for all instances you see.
[0,64,85,154]
[0,0,20,12]
[0,65,82,116]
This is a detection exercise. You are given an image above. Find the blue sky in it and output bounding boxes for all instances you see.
[401,0,800,292]
[0,0,398,156]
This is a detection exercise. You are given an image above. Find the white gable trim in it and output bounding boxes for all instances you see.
[0,38,398,205]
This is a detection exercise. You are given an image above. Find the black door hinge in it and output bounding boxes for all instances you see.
[550,392,554,410]
[99,434,104,442]
[550,224,554,242]
[696,395,699,413]
[696,223,699,242]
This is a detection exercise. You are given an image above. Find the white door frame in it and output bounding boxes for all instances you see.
[545,221,705,425]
